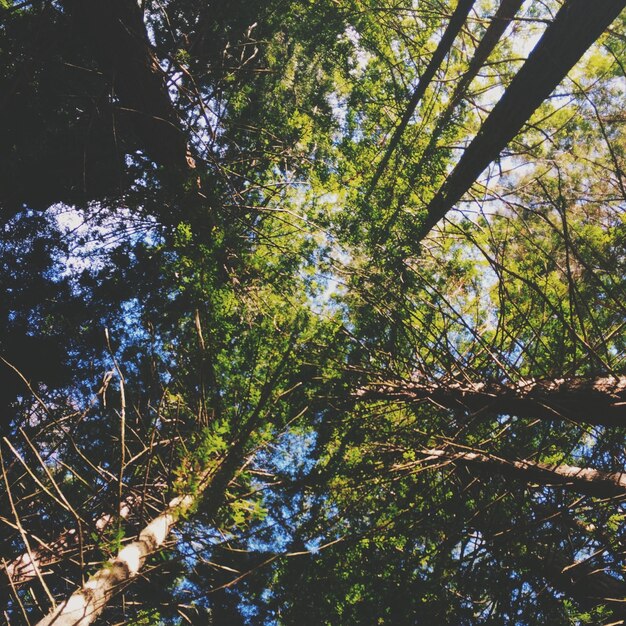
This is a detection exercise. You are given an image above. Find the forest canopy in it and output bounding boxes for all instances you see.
[1,1,626,624]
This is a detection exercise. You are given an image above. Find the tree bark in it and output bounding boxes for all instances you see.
[402,447,626,499]
[360,375,626,426]
[416,0,626,241]
[35,494,194,626]
[3,496,136,587]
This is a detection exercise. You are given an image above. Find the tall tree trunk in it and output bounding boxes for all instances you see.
[378,0,524,241]
[3,496,137,587]
[33,428,255,626]
[411,0,525,182]
[63,0,195,174]
[415,0,626,241]
[364,0,476,201]
[35,493,195,626]
[34,334,298,625]
[399,447,626,499]
[359,375,626,426]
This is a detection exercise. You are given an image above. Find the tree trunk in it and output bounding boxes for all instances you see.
[360,375,626,426]
[63,0,195,173]
[412,0,525,181]
[542,551,626,618]
[401,447,626,499]
[33,351,289,625]
[364,0,476,200]
[416,0,626,240]
[35,494,194,626]
[3,496,136,587]
[379,0,524,240]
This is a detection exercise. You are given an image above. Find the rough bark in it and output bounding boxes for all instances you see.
[35,494,194,626]
[360,375,626,426]
[405,448,626,499]
[364,0,476,200]
[416,0,626,240]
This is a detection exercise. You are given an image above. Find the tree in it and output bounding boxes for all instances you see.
[1,0,626,624]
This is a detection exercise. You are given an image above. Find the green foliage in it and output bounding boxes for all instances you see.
[126,609,163,625]
[2,1,626,625]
